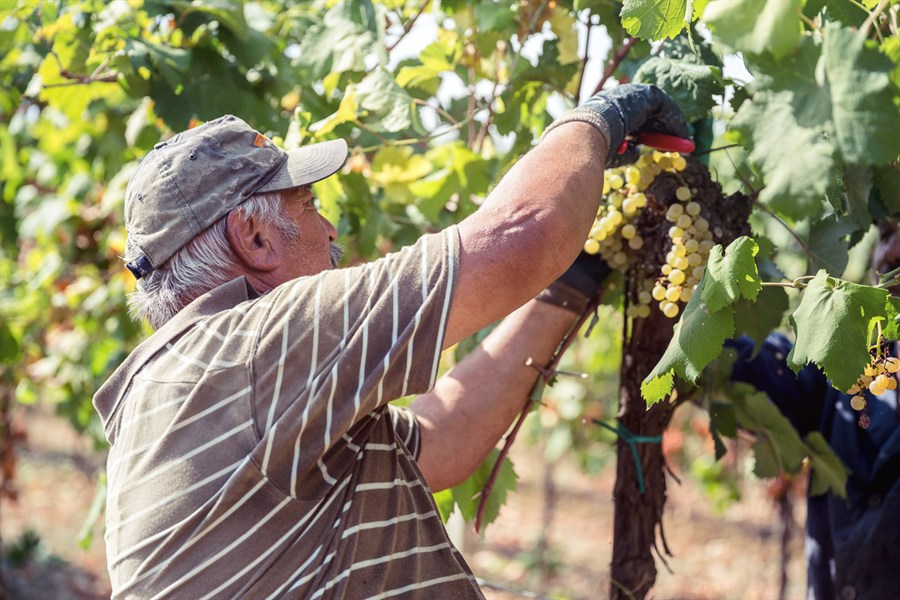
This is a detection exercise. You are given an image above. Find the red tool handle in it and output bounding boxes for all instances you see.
[617,132,695,154]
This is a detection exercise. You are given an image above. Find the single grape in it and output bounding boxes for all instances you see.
[694,217,709,233]
[622,198,638,215]
[625,167,641,186]
[632,192,647,208]
[665,286,681,302]
[636,304,651,318]
[675,186,692,201]
[847,383,861,395]
[887,377,898,391]
[652,285,667,301]
[628,236,644,250]
[609,210,623,225]
[850,395,867,411]
[685,201,701,216]
[608,174,624,190]
[699,239,715,253]
[673,256,689,271]
[692,265,705,279]
[670,269,686,285]
[676,214,693,230]
[669,226,685,239]
[621,224,637,239]
[638,290,652,304]
[584,238,600,254]
[672,155,687,171]
[663,302,679,318]
[864,364,878,377]
[684,238,700,254]
[868,378,885,395]
[672,243,687,258]
[666,203,684,221]
[661,264,672,275]
[679,286,692,303]
[886,357,900,373]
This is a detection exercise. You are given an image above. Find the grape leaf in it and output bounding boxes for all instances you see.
[882,296,900,341]
[703,0,803,59]
[633,56,724,122]
[733,286,789,350]
[642,276,735,404]
[356,68,415,133]
[731,391,808,475]
[451,448,517,529]
[873,166,900,214]
[787,270,889,391]
[620,0,690,41]
[821,24,900,165]
[730,91,833,220]
[804,432,848,497]
[807,214,858,276]
[701,236,761,311]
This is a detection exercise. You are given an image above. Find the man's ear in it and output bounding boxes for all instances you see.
[225,211,281,273]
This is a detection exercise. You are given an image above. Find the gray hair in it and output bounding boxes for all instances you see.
[125,192,298,329]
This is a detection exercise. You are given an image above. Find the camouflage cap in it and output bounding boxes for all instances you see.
[123,115,348,279]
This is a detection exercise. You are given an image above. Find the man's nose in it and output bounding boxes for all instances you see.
[321,214,338,242]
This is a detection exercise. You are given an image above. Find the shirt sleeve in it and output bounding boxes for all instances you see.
[386,404,422,460]
[246,227,458,497]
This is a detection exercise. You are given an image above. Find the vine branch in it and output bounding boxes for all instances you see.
[387,1,432,53]
[591,36,638,96]
[473,299,599,533]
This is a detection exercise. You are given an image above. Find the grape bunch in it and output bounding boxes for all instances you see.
[583,149,715,320]
[846,349,900,416]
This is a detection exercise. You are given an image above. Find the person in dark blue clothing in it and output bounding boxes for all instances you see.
[729,222,900,600]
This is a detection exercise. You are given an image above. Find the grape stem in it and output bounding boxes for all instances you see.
[760,275,817,289]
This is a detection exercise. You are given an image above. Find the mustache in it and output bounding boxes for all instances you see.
[330,242,344,268]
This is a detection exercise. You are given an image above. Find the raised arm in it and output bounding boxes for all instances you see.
[442,84,692,349]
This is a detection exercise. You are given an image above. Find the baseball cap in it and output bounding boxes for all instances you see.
[123,115,348,279]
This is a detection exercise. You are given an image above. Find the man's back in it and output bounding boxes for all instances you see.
[94,229,484,599]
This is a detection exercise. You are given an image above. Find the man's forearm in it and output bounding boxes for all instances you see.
[411,299,581,491]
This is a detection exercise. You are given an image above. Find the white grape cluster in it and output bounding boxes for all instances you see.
[583,150,714,320]
[847,351,900,411]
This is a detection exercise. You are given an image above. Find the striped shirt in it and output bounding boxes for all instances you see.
[93,227,484,599]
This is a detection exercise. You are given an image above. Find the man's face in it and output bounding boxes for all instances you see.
[273,186,340,281]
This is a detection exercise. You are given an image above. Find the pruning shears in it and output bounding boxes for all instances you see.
[617,132,695,155]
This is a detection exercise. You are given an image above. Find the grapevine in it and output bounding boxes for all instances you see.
[845,332,900,428]
[583,149,749,320]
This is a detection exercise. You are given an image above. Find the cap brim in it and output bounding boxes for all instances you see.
[256,139,348,193]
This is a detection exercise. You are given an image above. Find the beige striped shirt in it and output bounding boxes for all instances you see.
[93,227,484,599]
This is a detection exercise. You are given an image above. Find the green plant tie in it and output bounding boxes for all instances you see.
[594,419,662,494]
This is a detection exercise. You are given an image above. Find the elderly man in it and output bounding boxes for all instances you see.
[93,84,688,598]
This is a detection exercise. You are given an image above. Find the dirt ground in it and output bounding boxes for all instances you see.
[1,404,807,600]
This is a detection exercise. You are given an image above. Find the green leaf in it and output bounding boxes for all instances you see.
[314,85,359,136]
[642,275,735,404]
[356,68,415,133]
[804,432,848,497]
[787,270,889,391]
[807,214,857,276]
[882,296,900,341]
[873,165,900,215]
[733,286,789,350]
[730,91,834,220]
[396,37,462,91]
[432,488,456,523]
[451,449,517,529]
[731,391,808,475]
[297,2,387,79]
[474,2,517,31]
[821,24,900,165]
[641,368,675,403]
[620,0,690,41]
[703,0,803,59]
[701,237,761,312]
[633,56,723,122]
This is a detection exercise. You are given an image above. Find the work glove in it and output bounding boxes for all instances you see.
[536,252,614,314]
[545,83,691,167]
